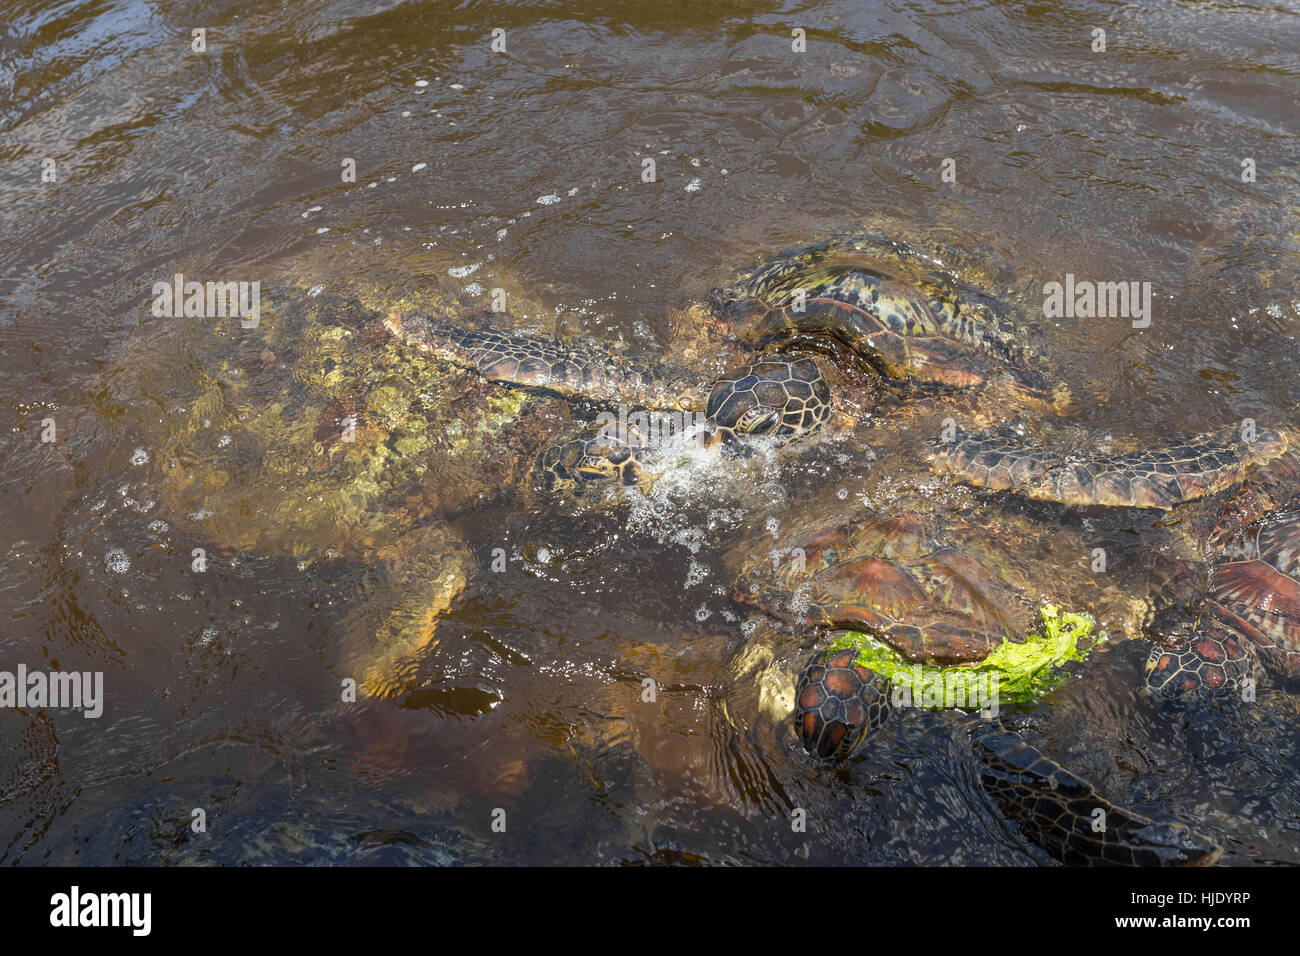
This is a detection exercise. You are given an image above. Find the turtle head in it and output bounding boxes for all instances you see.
[534,423,651,496]
[705,356,833,450]
[1143,624,1261,704]
[1246,427,1287,463]
[794,649,892,761]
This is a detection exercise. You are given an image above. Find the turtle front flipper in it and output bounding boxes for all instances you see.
[973,727,1222,866]
[930,427,1287,509]
[385,310,701,409]
[340,521,472,698]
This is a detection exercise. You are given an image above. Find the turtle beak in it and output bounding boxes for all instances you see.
[735,407,779,436]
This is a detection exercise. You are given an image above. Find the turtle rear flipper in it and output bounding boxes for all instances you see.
[973,728,1222,866]
[931,427,1287,509]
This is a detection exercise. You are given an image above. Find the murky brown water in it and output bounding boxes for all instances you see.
[1,0,1298,864]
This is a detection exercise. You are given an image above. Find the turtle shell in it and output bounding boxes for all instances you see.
[106,279,563,557]
[733,510,1037,665]
[712,234,1057,401]
[728,474,1192,667]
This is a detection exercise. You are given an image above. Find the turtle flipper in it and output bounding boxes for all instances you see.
[385,310,696,407]
[930,427,1287,509]
[340,521,472,698]
[973,728,1221,865]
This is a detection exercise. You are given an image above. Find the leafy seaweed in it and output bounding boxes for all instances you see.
[827,604,1102,708]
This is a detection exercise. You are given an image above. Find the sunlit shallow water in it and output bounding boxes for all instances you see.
[1,0,1298,864]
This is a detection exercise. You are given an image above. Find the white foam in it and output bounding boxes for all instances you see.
[624,428,793,557]
[684,558,708,587]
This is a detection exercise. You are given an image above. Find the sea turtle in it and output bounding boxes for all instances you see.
[97,272,577,696]
[728,453,1298,866]
[389,230,1294,864]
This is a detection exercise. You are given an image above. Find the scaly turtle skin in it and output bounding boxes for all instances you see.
[382,311,706,410]
[705,357,833,444]
[1206,513,1300,679]
[529,356,835,492]
[973,730,1221,866]
[794,648,892,761]
[534,421,649,492]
